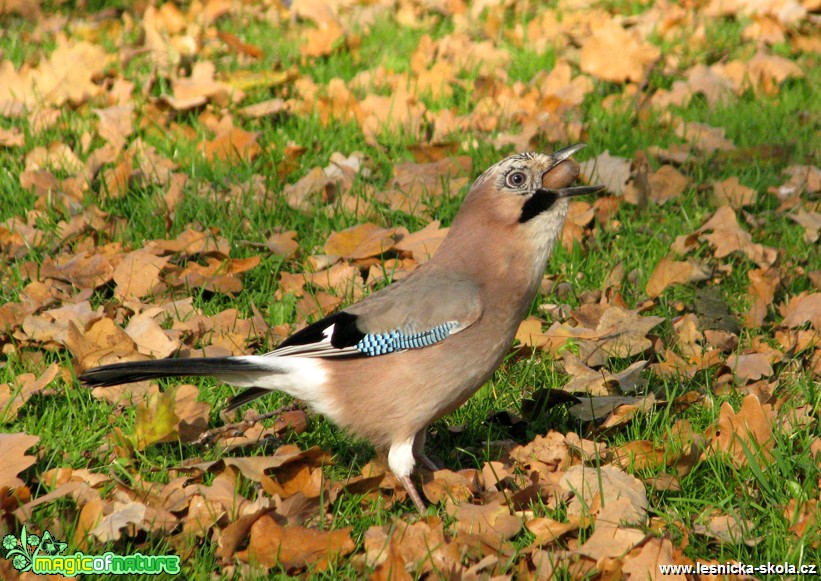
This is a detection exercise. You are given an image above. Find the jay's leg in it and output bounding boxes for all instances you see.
[412,430,442,471]
[388,435,427,513]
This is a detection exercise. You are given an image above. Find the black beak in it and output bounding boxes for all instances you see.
[552,143,589,162]
[555,184,606,198]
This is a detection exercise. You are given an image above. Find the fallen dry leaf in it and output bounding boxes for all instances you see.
[510,430,571,476]
[713,176,757,208]
[202,127,261,164]
[569,394,656,423]
[576,523,645,561]
[174,384,211,442]
[560,353,648,396]
[675,121,735,152]
[189,445,331,483]
[394,220,449,263]
[647,165,689,204]
[515,317,606,356]
[646,256,711,298]
[580,21,660,83]
[94,104,134,150]
[357,87,426,146]
[0,37,109,111]
[706,394,774,468]
[168,61,240,109]
[134,389,180,450]
[621,537,686,580]
[693,512,760,546]
[526,516,580,547]
[324,223,400,260]
[612,440,667,471]
[40,250,117,290]
[726,351,774,382]
[91,501,147,542]
[579,151,631,196]
[651,63,735,110]
[65,318,139,371]
[769,164,821,201]
[388,518,462,575]
[744,52,804,96]
[283,152,365,211]
[674,313,703,359]
[368,540,412,581]
[182,493,225,538]
[560,464,648,527]
[125,309,180,359]
[421,469,475,505]
[446,499,523,540]
[746,267,780,328]
[113,249,170,300]
[238,514,354,571]
[789,209,821,244]
[0,363,61,422]
[779,292,821,330]
[377,156,472,213]
[698,205,777,267]
[0,432,40,489]
[239,97,288,118]
[265,231,300,258]
[581,306,665,364]
[0,126,25,147]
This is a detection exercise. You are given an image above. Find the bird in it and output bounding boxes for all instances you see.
[79,144,603,513]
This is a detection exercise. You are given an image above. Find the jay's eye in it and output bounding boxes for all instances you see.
[506,171,527,188]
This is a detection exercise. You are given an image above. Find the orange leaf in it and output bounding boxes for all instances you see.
[648,165,689,204]
[238,515,354,570]
[707,394,775,468]
[622,537,685,580]
[369,540,412,581]
[612,440,667,471]
[446,499,522,540]
[65,318,138,371]
[113,249,170,300]
[647,257,692,298]
[698,206,776,266]
[580,22,660,83]
[525,516,580,546]
[713,176,757,208]
[746,267,779,328]
[0,363,62,422]
[0,432,39,489]
[779,292,821,330]
[203,128,260,164]
[394,221,449,263]
[324,223,399,260]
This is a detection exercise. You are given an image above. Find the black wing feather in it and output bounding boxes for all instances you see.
[276,311,365,351]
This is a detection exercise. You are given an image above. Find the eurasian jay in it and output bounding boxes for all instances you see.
[80,144,603,512]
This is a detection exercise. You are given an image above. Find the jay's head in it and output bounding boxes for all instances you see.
[459,144,602,250]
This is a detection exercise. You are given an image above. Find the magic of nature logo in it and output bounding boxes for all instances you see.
[3,525,180,576]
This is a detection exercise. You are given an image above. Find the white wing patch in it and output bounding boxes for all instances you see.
[269,323,359,358]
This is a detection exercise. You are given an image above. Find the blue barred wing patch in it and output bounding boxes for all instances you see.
[356,322,459,356]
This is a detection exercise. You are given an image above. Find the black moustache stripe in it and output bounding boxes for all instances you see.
[518,189,558,223]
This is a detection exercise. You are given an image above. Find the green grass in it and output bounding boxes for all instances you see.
[0,1,819,578]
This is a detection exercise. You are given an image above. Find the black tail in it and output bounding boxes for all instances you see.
[223,387,271,412]
[78,357,257,387]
